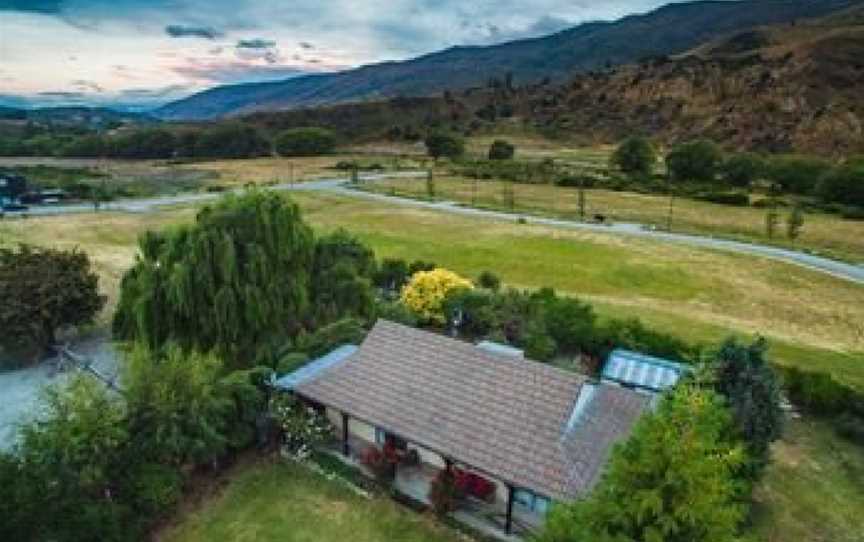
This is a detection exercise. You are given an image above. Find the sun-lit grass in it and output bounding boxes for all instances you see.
[752,418,864,542]
[361,176,864,263]
[159,458,459,542]
[3,191,862,388]
[176,155,425,187]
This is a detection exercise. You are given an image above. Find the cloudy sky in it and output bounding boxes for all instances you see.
[0,0,668,110]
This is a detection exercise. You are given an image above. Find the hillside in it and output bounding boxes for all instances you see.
[515,4,864,154]
[154,0,859,121]
[238,5,864,155]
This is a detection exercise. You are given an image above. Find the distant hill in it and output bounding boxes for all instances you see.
[0,106,154,127]
[155,0,860,121]
[237,4,864,156]
[509,3,864,155]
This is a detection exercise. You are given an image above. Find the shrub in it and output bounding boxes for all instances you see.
[721,152,764,187]
[374,300,419,326]
[765,155,832,194]
[192,124,270,158]
[708,338,784,476]
[524,329,557,362]
[610,136,656,177]
[274,127,337,157]
[816,162,864,207]
[538,385,746,542]
[374,258,410,293]
[0,244,106,359]
[276,352,310,375]
[600,317,694,362]
[477,270,501,291]
[779,366,859,415]
[360,447,394,483]
[425,132,465,160]
[443,289,496,338]
[488,139,515,160]
[269,394,333,459]
[428,468,464,515]
[665,139,722,183]
[293,318,367,358]
[126,463,183,518]
[401,268,473,324]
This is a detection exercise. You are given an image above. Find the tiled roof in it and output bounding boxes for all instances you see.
[296,319,650,500]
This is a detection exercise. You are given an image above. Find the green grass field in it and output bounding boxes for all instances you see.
[360,175,864,264]
[2,191,862,388]
[159,458,459,542]
[752,419,864,542]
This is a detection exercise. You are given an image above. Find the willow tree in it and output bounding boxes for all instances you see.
[113,191,314,365]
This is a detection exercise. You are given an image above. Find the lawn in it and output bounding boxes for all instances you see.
[752,418,864,542]
[159,458,459,542]
[2,191,862,388]
[360,175,864,263]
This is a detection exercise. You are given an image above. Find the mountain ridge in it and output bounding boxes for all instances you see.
[155,0,861,120]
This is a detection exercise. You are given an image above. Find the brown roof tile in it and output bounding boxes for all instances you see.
[296,319,650,500]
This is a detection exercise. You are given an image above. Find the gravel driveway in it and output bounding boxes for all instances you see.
[0,335,120,451]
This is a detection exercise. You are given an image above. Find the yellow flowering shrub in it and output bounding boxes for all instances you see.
[400,268,473,324]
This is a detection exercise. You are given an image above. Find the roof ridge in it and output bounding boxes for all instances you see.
[374,318,590,384]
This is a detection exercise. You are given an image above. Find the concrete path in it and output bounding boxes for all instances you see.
[4,171,863,285]
[0,335,119,451]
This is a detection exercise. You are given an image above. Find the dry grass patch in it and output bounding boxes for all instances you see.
[363,176,864,263]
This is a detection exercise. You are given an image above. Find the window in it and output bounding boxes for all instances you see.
[513,489,551,516]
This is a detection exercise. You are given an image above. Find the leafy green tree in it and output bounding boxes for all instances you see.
[816,162,864,207]
[488,139,516,160]
[113,192,314,366]
[109,128,177,159]
[722,152,763,187]
[425,132,465,160]
[443,288,496,339]
[310,230,376,325]
[60,134,107,157]
[542,295,597,355]
[292,318,368,358]
[123,345,263,465]
[765,155,832,194]
[665,139,722,183]
[477,270,501,291]
[274,127,336,157]
[610,136,656,177]
[539,385,746,542]
[0,245,105,359]
[707,338,783,475]
[193,123,271,159]
[786,205,805,240]
[12,377,134,542]
[374,258,410,293]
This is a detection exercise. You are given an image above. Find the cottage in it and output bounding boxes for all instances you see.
[275,320,656,537]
